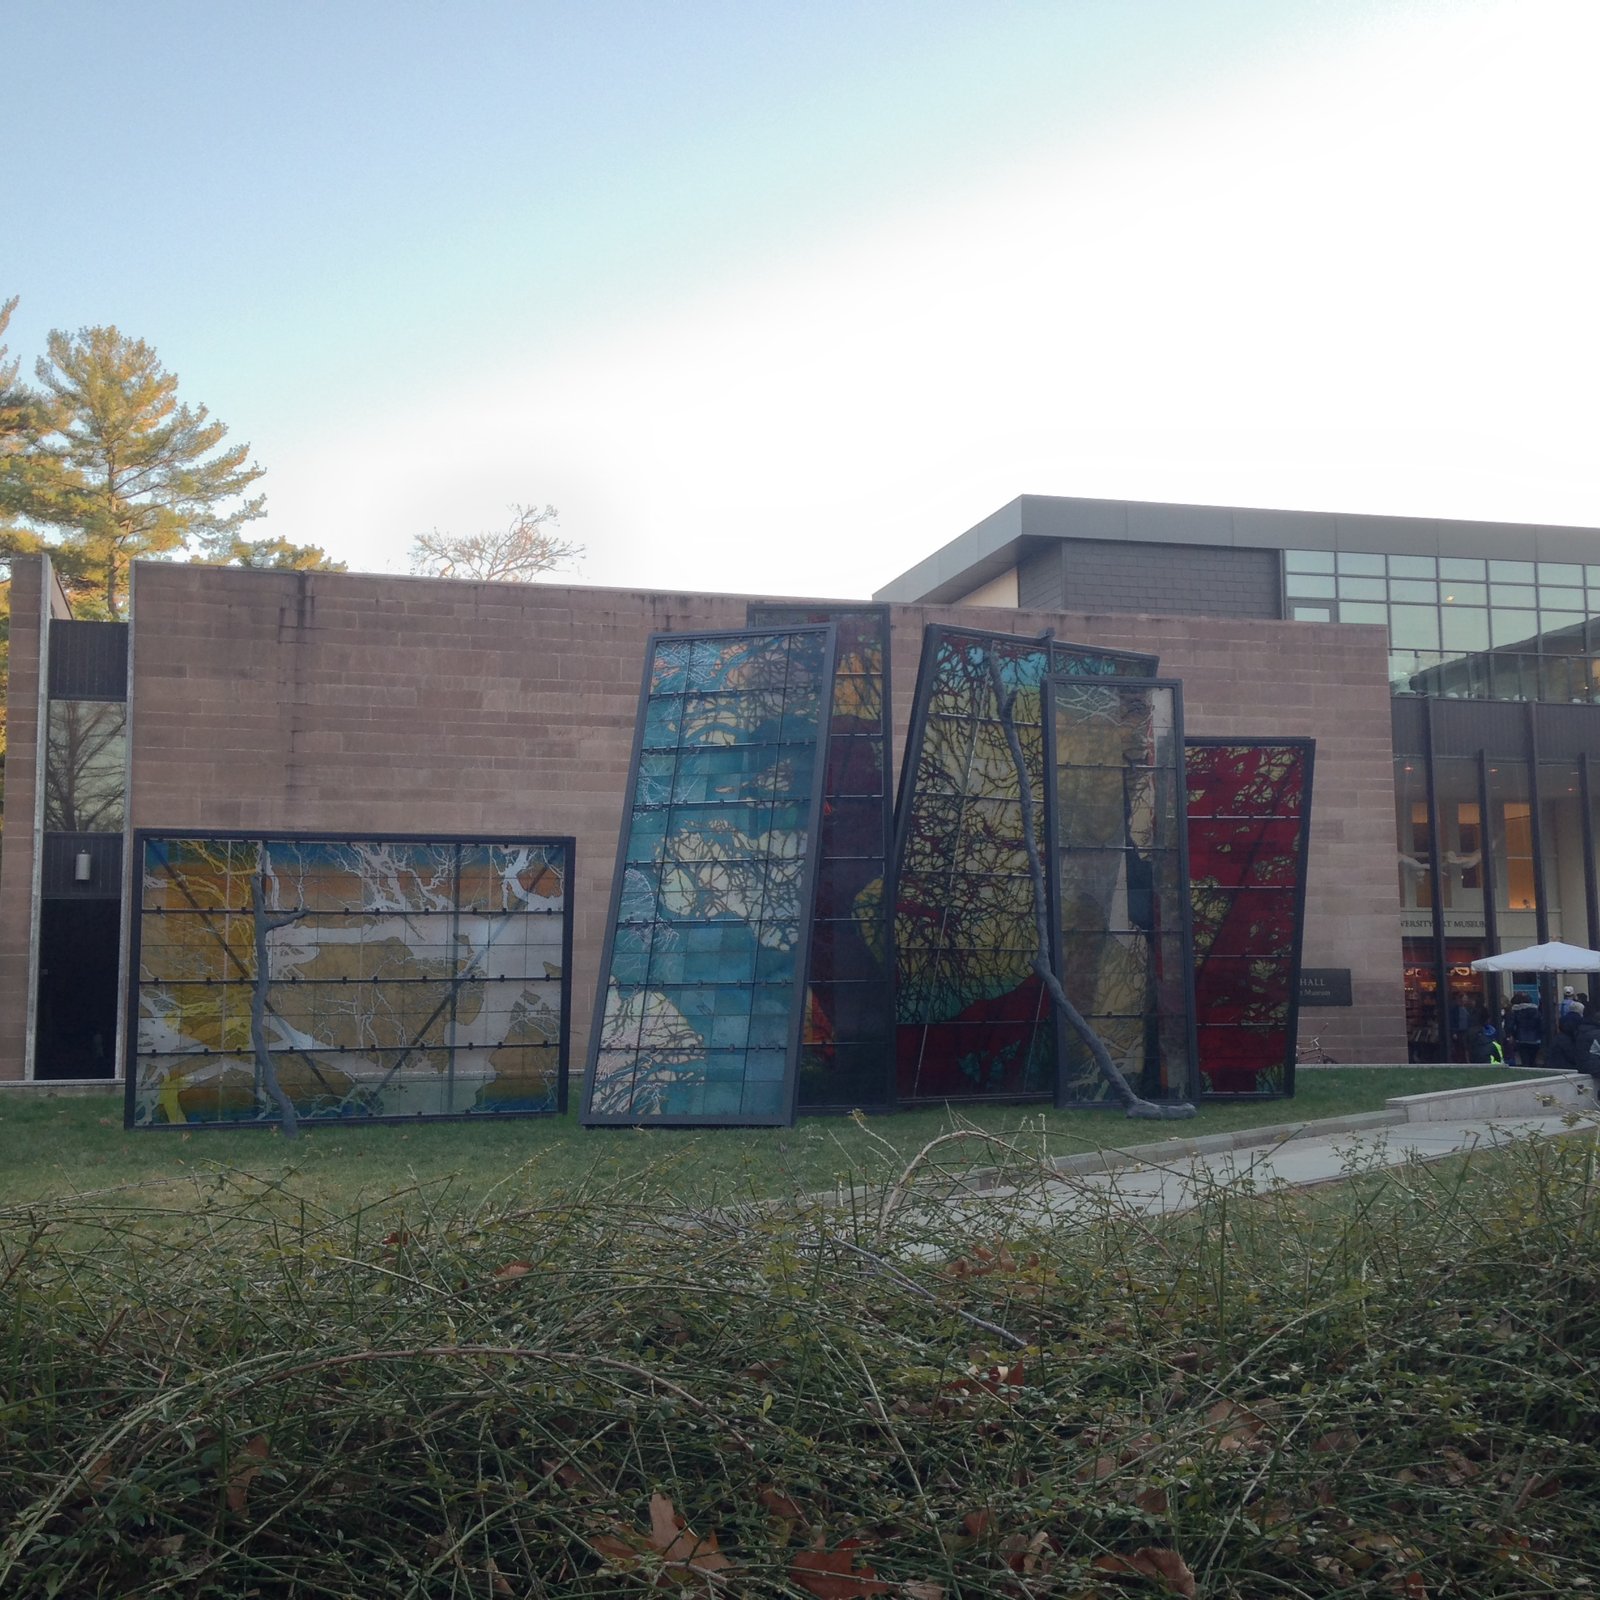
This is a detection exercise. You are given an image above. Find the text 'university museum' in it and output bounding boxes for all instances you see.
[7,493,1600,1129]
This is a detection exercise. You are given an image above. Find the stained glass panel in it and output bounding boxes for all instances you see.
[583,626,835,1125]
[127,835,572,1128]
[1046,677,1197,1107]
[1185,739,1314,1097]
[893,625,1159,1104]
[747,605,894,1109]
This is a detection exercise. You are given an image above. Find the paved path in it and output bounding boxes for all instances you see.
[1032,1111,1584,1220]
[903,1087,1599,1236]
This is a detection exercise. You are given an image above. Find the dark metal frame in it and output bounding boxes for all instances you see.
[1043,676,1200,1107]
[1183,736,1316,1100]
[889,624,1159,1106]
[124,830,576,1131]
[746,603,897,1113]
[580,624,839,1128]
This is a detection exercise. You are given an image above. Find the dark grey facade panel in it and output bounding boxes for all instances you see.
[1058,540,1282,619]
[1017,544,1065,610]
[1408,697,1562,760]
[40,832,123,899]
[48,621,129,701]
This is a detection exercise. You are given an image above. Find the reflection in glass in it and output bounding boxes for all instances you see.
[1539,762,1586,947]
[747,604,893,1109]
[130,836,571,1127]
[585,627,834,1126]
[1047,677,1195,1107]
[894,626,1159,1104]
[45,701,126,832]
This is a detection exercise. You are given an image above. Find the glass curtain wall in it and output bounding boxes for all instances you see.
[1287,551,1600,702]
[1540,762,1588,950]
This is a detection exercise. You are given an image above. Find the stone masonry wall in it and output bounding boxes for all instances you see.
[100,563,1406,1082]
[0,561,47,1080]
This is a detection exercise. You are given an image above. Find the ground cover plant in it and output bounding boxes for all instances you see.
[0,1068,1535,1213]
[1,1111,1597,1596]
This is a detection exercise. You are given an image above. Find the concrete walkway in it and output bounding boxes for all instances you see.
[916,1072,1600,1232]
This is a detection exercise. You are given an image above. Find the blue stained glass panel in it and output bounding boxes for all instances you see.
[582,626,836,1125]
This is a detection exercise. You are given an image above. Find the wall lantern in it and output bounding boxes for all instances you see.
[74,850,92,884]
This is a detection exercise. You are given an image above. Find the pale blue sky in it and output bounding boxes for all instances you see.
[5,1,1597,596]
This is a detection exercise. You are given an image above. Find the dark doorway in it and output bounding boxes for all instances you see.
[35,898,120,1079]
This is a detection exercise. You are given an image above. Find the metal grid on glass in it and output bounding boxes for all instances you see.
[582,626,836,1126]
[1045,677,1198,1108]
[892,625,1159,1105]
[747,604,894,1110]
[1284,549,1600,703]
[126,834,574,1129]
[1184,739,1315,1099]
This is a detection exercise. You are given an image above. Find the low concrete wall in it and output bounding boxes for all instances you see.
[1389,1072,1595,1121]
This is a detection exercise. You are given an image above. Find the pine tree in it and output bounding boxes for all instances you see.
[17,325,269,618]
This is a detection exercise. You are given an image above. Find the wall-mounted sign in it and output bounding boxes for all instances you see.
[1299,968,1352,1007]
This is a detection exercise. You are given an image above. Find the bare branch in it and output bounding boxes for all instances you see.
[410,503,581,583]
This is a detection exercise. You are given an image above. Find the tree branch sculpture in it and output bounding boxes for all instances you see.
[985,654,1196,1120]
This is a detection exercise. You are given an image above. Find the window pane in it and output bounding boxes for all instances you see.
[1491,655,1540,700]
[1285,573,1336,599]
[1339,575,1387,600]
[1336,551,1385,575]
[1390,605,1440,649]
[1284,549,1334,573]
[1491,609,1538,646]
[1440,608,1490,653]
[1390,578,1437,604]
[1439,557,1487,581]
[1492,584,1535,608]
[1489,560,1535,583]
[45,701,126,832]
[1537,562,1583,585]
[1339,601,1388,625]
[1440,582,1486,606]
[1540,613,1585,642]
[1539,587,1584,613]
[1389,652,1424,691]
[1291,605,1332,621]
[1389,555,1437,578]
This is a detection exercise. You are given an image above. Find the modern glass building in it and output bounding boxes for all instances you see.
[877,494,1600,1060]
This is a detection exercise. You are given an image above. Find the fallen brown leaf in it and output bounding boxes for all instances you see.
[791,1538,892,1598]
[1091,1547,1197,1598]
[225,1434,270,1515]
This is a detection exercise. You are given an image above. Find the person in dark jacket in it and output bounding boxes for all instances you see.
[1466,1020,1504,1065]
[1577,1014,1600,1088]
[1507,994,1544,1069]
[1546,1010,1583,1072]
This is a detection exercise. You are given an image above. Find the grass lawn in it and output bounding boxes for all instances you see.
[0,1066,1536,1214]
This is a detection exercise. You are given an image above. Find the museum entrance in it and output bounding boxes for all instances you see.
[34,898,120,1080]
[1402,938,1487,1062]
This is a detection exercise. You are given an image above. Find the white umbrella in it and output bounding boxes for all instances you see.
[1469,940,1600,973]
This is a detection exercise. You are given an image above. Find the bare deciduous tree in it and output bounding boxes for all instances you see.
[409,503,581,583]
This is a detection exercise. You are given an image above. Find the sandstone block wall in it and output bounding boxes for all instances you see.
[112,565,1405,1076]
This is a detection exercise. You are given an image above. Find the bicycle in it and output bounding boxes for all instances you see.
[1295,1035,1338,1064]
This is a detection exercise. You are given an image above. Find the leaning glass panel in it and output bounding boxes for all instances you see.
[1185,740,1314,1098]
[127,834,573,1128]
[1046,676,1197,1108]
[747,603,894,1110]
[582,627,835,1126]
[891,626,1158,1105]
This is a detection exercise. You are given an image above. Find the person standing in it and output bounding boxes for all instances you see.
[1508,992,1544,1070]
